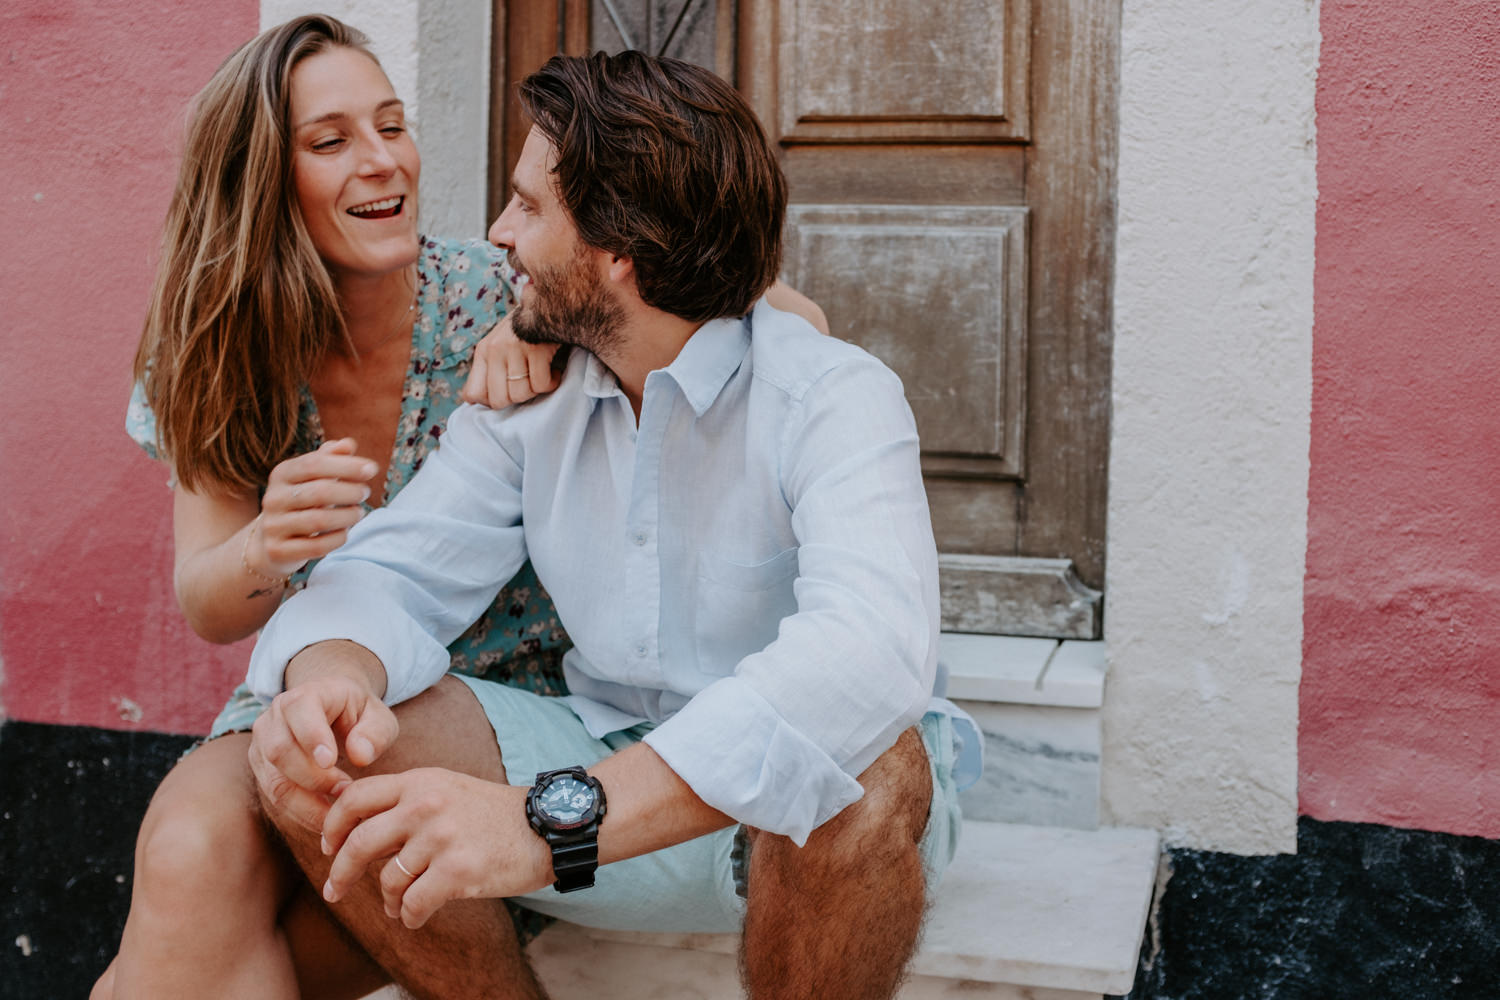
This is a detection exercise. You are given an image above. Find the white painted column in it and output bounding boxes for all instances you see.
[1103,0,1319,854]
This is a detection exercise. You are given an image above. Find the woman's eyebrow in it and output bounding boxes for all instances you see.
[295,98,404,131]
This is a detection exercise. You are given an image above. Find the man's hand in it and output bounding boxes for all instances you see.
[319,769,553,929]
[249,642,398,831]
[461,315,563,407]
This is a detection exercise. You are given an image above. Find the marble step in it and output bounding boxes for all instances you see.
[521,818,1160,999]
[944,635,1107,830]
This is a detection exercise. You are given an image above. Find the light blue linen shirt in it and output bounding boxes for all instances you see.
[248,298,942,844]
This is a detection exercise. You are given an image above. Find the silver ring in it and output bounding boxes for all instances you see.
[394,855,418,880]
[506,374,530,381]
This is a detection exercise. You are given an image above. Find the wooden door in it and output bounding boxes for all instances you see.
[489,0,1119,639]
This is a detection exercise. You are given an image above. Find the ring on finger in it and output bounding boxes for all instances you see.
[394,855,419,880]
[506,374,530,381]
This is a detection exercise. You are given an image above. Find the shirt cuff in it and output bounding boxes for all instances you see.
[245,574,452,705]
[642,678,865,845]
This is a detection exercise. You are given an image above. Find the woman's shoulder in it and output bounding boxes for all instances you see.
[418,235,512,293]
[415,235,516,368]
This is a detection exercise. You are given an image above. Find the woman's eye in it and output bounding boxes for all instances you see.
[310,138,344,152]
[380,124,406,137]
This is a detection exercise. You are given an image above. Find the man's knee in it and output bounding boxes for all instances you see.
[753,727,931,877]
[834,727,931,847]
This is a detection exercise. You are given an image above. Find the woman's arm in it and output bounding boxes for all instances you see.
[766,280,830,335]
[172,439,377,643]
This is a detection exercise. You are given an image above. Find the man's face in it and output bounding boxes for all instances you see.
[489,128,624,355]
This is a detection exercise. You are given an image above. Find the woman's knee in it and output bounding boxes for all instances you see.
[89,959,116,1000]
[132,737,278,908]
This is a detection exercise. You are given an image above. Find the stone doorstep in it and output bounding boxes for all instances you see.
[941,634,1106,708]
[574,819,1161,996]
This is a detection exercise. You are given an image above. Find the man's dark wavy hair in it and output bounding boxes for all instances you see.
[518,51,786,323]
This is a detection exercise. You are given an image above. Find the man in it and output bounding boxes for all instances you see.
[247,51,966,1000]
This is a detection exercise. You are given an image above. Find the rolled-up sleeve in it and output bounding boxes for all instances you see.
[644,359,939,844]
[247,405,530,705]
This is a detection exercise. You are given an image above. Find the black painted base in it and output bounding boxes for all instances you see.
[1126,816,1500,1000]
[1,720,194,1000]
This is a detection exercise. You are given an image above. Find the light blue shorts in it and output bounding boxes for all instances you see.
[452,674,963,934]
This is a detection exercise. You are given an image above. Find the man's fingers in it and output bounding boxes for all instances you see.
[321,773,404,857]
[380,852,430,919]
[399,872,447,929]
[278,692,347,780]
[248,737,344,831]
[342,701,399,768]
[322,777,410,900]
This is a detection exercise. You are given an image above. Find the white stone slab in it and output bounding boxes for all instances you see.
[1037,640,1108,708]
[580,819,1158,996]
[915,821,1158,993]
[939,633,1058,704]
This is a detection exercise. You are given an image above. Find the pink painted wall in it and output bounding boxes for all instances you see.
[1,1,259,734]
[1302,1,1500,836]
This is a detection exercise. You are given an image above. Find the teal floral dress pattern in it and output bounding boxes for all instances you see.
[127,236,571,737]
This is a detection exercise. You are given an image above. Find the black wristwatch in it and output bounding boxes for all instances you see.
[525,766,607,893]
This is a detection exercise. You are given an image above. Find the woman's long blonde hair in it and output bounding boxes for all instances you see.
[134,15,376,495]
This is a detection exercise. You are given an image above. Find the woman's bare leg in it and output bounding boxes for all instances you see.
[94,733,387,1000]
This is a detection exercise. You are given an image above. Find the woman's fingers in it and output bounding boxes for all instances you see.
[525,342,562,396]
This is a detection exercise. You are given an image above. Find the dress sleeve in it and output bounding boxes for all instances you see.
[125,380,161,460]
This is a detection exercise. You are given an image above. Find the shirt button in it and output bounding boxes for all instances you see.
[635,642,648,657]
[632,531,648,546]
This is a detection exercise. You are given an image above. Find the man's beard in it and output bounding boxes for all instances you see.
[509,249,626,357]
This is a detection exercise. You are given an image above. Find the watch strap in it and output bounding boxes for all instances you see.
[548,836,600,892]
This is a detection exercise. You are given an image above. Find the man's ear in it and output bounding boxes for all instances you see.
[606,253,635,286]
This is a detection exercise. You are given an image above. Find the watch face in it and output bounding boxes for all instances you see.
[538,774,596,827]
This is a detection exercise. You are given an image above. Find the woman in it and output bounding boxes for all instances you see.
[98,15,826,999]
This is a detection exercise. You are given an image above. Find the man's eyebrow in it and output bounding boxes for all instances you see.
[510,175,537,204]
[295,98,405,131]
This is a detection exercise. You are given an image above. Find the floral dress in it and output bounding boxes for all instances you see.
[127,236,571,737]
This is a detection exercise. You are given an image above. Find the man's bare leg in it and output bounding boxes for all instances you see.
[739,727,933,1000]
[258,676,548,1000]
[97,733,388,1000]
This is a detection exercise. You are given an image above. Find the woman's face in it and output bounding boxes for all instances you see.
[288,46,420,282]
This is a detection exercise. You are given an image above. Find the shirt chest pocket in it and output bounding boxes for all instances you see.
[693,547,799,676]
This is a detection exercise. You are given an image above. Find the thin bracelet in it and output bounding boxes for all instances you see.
[240,515,291,589]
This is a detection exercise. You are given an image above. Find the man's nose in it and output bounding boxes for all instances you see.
[488,197,520,248]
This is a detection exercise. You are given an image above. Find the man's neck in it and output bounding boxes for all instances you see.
[595,308,703,420]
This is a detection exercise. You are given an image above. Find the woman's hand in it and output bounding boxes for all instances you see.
[247,438,380,578]
[461,314,562,408]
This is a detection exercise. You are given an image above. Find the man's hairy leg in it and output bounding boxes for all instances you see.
[739,727,933,1000]
[259,676,548,1000]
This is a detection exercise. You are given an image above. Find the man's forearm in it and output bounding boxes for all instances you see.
[589,742,734,866]
[284,639,389,699]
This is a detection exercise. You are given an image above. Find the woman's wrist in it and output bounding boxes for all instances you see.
[240,514,292,588]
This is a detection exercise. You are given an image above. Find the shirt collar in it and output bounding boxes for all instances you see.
[583,351,624,400]
[659,314,752,417]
